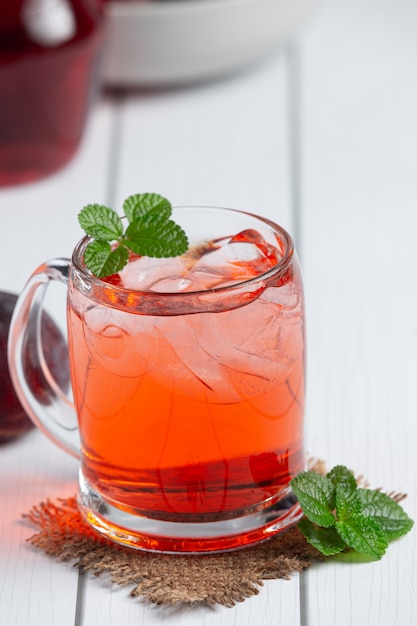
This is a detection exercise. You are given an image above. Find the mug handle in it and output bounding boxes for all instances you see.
[7,258,80,459]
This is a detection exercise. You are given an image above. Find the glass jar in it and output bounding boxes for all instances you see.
[0,0,105,186]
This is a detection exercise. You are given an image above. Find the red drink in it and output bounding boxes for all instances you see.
[67,208,305,551]
[0,1,104,186]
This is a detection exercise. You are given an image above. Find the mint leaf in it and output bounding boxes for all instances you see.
[357,489,414,541]
[125,214,188,258]
[298,518,347,556]
[335,484,363,520]
[290,472,336,527]
[78,204,123,241]
[294,465,414,561]
[123,193,172,223]
[77,193,189,278]
[327,465,357,492]
[335,515,388,560]
[84,240,129,278]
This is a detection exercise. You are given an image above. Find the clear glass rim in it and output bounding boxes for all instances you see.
[71,205,295,298]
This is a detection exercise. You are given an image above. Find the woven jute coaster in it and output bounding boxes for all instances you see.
[23,497,323,606]
[20,460,346,607]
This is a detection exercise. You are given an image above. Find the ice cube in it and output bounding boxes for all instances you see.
[186,229,281,289]
[149,296,299,405]
[83,305,157,377]
[150,316,245,404]
[118,256,188,292]
[117,229,281,294]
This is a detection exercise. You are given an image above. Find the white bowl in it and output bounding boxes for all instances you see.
[102,0,320,87]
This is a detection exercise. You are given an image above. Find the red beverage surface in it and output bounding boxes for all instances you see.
[0,1,104,186]
[68,231,305,521]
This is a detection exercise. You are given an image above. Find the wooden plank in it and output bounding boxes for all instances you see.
[81,578,300,626]
[0,100,114,625]
[0,432,79,626]
[298,0,417,623]
[113,50,292,229]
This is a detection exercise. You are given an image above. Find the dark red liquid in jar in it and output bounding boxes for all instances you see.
[0,0,105,186]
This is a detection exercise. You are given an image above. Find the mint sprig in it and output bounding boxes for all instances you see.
[291,465,414,560]
[78,193,189,278]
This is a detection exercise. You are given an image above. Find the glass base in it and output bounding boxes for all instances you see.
[78,470,303,554]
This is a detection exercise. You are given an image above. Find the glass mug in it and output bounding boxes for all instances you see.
[8,206,305,553]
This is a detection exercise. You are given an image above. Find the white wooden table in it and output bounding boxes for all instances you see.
[1,1,416,623]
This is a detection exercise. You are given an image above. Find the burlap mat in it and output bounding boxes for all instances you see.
[23,459,397,607]
[24,496,323,606]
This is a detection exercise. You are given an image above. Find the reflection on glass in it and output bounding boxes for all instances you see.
[22,0,76,47]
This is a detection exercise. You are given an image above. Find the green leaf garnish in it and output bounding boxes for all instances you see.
[298,518,347,556]
[78,204,123,241]
[291,465,414,561]
[123,193,172,222]
[335,484,363,520]
[335,515,388,560]
[78,193,189,278]
[124,213,189,257]
[84,240,129,278]
[289,471,336,528]
[327,465,357,492]
[357,488,414,541]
